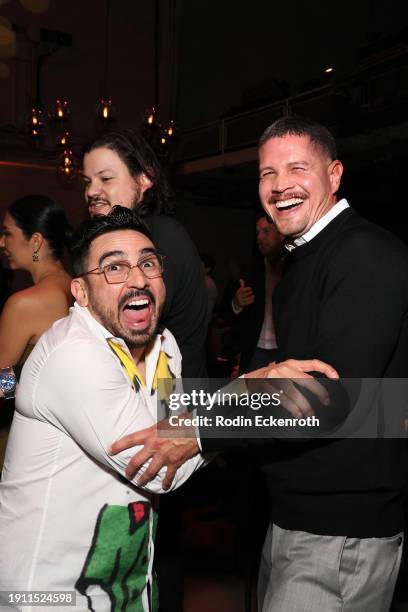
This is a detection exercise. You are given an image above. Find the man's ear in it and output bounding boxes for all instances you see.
[138,172,153,197]
[329,159,343,195]
[71,278,89,306]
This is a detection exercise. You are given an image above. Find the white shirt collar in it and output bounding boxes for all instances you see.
[285,199,349,252]
[72,302,117,341]
[72,302,169,391]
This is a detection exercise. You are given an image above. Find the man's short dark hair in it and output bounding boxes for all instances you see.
[259,116,337,161]
[70,206,154,276]
[83,129,172,215]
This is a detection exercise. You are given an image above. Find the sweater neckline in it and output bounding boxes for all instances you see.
[287,207,355,260]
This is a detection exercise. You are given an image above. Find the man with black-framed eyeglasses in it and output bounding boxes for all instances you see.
[0,206,206,612]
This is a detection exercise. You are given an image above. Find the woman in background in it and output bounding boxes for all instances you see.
[0,194,73,376]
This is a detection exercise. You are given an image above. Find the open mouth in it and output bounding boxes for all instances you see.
[121,295,154,328]
[88,200,111,215]
[274,197,304,212]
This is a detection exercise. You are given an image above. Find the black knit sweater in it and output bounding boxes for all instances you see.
[264,207,408,536]
[201,207,408,536]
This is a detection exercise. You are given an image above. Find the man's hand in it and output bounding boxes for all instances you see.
[110,358,338,487]
[109,417,200,487]
[232,279,255,310]
[244,358,339,418]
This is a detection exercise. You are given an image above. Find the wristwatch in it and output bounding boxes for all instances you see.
[0,367,17,400]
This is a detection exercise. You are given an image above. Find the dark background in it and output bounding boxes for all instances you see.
[0,0,407,288]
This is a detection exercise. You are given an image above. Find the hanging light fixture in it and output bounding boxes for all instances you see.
[53,99,72,157]
[166,120,175,137]
[27,106,43,140]
[57,147,76,186]
[96,0,116,123]
[158,120,175,155]
[144,106,156,126]
[96,98,115,122]
[57,130,70,147]
[54,98,69,121]
[62,147,74,170]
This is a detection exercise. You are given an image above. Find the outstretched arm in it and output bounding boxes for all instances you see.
[32,341,204,493]
[109,358,339,486]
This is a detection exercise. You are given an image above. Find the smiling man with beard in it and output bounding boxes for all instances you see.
[82,130,208,380]
[0,207,204,612]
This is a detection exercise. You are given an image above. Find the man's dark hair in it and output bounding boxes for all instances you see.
[259,116,337,161]
[8,194,72,261]
[70,205,154,276]
[83,129,172,215]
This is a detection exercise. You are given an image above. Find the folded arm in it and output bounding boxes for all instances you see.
[33,341,204,493]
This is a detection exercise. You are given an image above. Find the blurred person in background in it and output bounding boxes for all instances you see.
[0,194,72,384]
[82,129,208,379]
[200,252,218,327]
[221,213,284,374]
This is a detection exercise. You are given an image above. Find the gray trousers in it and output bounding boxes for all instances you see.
[258,523,404,612]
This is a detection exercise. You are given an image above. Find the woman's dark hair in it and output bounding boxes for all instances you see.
[83,129,172,215]
[8,195,73,262]
[70,205,153,276]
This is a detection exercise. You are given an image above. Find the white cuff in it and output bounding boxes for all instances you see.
[232,299,243,315]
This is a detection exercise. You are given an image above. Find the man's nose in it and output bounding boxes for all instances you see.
[125,265,148,288]
[0,235,5,248]
[272,171,294,193]
[86,180,102,199]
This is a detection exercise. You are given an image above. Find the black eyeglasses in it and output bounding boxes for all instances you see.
[80,253,165,284]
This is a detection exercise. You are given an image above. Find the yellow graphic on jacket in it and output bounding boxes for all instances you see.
[107,340,176,404]
[108,339,144,391]
[152,350,176,404]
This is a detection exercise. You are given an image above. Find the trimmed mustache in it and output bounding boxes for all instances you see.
[269,191,307,203]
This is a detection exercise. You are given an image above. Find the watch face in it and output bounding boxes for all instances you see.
[0,373,17,392]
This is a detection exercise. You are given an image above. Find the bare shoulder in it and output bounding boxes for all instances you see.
[2,286,39,312]
[6,274,72,314]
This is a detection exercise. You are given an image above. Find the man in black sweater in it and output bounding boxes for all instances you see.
[110,118,408,611]
[254,117,408,610]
